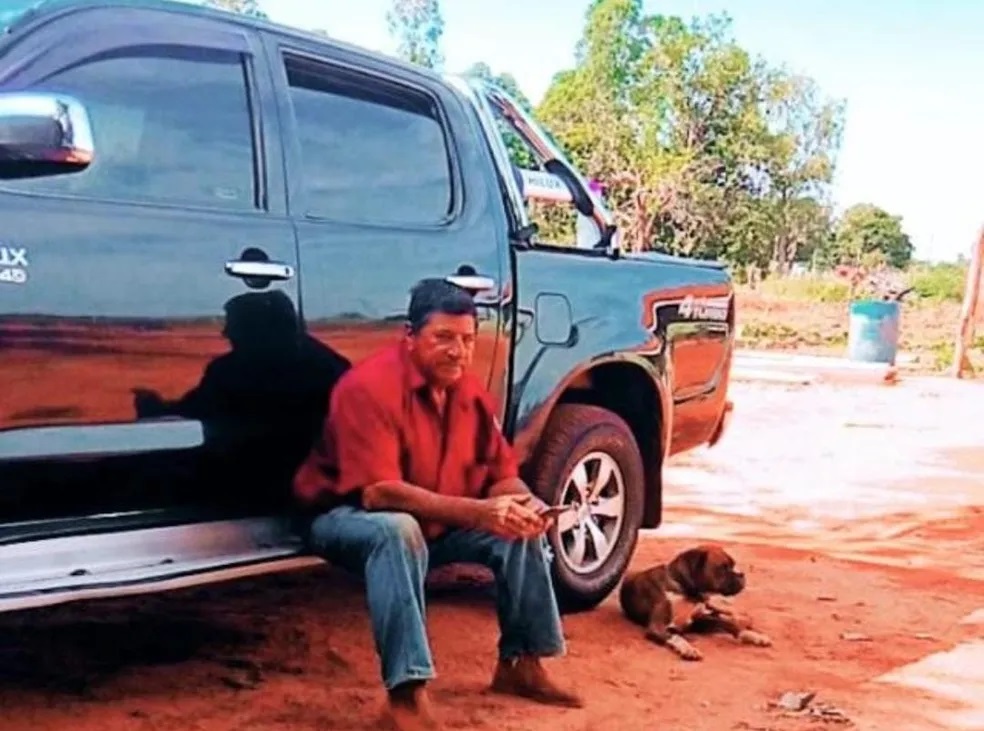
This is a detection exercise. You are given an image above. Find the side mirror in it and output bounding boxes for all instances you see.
[0,92,94,179]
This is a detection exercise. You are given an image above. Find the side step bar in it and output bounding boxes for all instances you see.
[0,518,323,613]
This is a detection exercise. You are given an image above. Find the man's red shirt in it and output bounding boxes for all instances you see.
[293,341,519,536]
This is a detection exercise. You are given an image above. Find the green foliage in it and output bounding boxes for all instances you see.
[930,340,955,370]
[386,0,444,70]
[737,321,848,349]
[533,1,847,268]
[463,63,534,112]
[827,203,915,268]
[202,0,267,18]
[463,63,538,170]
[909,262,968,302]
[757,277,852,303]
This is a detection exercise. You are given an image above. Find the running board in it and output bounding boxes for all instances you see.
[0,517,324,613]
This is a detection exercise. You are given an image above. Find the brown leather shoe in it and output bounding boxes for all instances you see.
[381,681,443,731]
[490,656,583,708]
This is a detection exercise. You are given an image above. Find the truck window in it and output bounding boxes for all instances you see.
[2,47,257,210]
[283,54,453,226]
[485,103,581,247]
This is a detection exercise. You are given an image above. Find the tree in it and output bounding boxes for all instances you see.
[463,63,538,170]
[463,63,533,112]
[537,0,672,252]
[639,13,782,260]
[203,0,267,18]
[387,0,444,70]
[757,73,844,271]
[533,0,845,265]
[830,204,914,269]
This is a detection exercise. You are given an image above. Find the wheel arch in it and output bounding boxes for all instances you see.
[515,354,671,530]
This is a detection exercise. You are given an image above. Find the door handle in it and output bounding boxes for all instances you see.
[445,274,496,293]
[447,274,502,324]
[225,260,295,281]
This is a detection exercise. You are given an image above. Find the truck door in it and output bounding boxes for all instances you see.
[0,6,311,527]
[265,36,509,388]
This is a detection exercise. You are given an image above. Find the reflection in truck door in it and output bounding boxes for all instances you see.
[273,42,508,391]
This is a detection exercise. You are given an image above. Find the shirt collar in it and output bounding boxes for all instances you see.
[398,341,428,392]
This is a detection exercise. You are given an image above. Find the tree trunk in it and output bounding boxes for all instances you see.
[952,226,984,378]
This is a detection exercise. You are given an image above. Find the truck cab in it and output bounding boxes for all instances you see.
[0,0,734,613]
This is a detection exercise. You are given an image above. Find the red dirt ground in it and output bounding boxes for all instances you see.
[0,537,981,731]
[0,380,981,731]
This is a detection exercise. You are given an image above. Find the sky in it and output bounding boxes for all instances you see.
[271,1,978,262]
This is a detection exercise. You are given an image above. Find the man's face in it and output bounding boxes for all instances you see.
[408,312,477,388]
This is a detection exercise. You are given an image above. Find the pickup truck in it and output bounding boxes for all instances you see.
[0,0,735,614]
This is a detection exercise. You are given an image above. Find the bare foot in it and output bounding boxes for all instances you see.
[490,656,583,708]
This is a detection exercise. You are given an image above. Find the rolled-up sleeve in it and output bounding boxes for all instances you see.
[329,382,404,496]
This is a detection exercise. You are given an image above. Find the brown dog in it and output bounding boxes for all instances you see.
[618,543,771,661]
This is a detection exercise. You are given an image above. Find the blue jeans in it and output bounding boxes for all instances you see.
[308,505,567,690]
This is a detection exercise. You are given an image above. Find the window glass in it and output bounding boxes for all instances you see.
[284,55,453,225]
[5,46,256,210]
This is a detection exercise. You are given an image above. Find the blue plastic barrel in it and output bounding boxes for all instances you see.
[847,299,901,364]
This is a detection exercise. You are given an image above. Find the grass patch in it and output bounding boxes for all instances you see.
[735,283,982,375]
[756,278,852,303]
[738,321,848,349]
[909,262,968,303]
[748,261,970,306]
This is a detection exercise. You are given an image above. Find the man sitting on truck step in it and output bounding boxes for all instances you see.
[294,278,582,730]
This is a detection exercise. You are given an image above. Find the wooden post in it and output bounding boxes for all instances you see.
[952,226,984,378]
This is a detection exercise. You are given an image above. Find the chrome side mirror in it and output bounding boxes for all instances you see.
[0,92,94,179]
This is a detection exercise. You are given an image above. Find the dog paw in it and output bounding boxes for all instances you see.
[679,646,704,661]
[738,629,772,647]
[667,635,703,661]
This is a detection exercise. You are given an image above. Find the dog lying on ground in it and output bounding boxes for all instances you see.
[618,543,772,661]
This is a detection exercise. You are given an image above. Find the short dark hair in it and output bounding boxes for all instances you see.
[407,278,477,334]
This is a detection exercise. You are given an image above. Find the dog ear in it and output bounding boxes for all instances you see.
[689,547,709,577]
[698,543,732,566]
[668,547,709,597]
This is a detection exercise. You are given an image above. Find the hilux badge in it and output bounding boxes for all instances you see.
[0,245,28,285]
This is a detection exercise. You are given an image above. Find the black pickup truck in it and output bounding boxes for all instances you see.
[0,0,735,613]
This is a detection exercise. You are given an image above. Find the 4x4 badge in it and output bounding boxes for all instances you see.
[0,245,29,285]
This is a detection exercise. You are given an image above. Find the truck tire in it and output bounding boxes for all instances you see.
[528,403,645,612]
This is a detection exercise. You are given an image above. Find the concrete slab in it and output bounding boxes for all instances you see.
[731,367,815,385]
[859,637,984,731]
[736,349,892,370]
[659,378,984,580]
[733,349,898,385]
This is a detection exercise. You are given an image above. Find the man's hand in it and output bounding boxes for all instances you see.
[484,478,556,533]
[474,494,548,540]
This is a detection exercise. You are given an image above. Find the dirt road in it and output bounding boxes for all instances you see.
[0,377,982,731]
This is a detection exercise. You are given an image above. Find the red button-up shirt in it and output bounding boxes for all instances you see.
[293,341,519,536]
